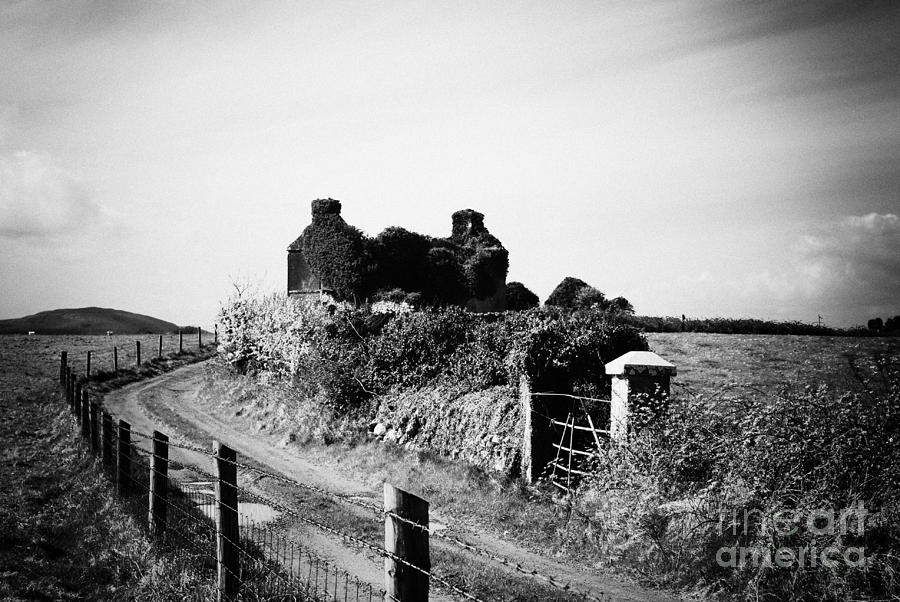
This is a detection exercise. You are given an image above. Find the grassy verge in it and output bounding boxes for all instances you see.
[0,348,218,601]
[84,346,217,396]
[194,361,653,602]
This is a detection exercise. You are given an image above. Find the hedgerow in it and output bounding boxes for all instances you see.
[575,355,900,601]
[218,293,647,407]
[627,315,872,336]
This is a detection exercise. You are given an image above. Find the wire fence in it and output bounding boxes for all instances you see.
[57,349,615,602]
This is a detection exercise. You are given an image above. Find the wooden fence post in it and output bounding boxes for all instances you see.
[60,351,67,387]
[384,483,430,601]
[214,324,218,344]
[66,368,73,411]
[102,412,114,467]
[135,341,141,367]
[86,350,91,377]
[117,420,131,497]
[158,335,163,358]
[149,431,169,537]
[214,441,240,600]
[89,401,99,453]
[74,381,82,425]
[81,389,90,438]
[179,330,183,354]
[198,326,202,348]
[113,345,118,372]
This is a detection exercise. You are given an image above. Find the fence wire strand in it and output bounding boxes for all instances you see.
[57,347,615,602]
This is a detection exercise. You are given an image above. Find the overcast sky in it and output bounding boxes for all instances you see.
[1,1,898,328]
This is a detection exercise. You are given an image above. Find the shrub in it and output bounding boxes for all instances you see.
[219,292,649,403]
[607,296,635,315]
[370,227,432,294]
[507,308,648,395]
[545,276,590,308]
[365,307,475,391]
[573,286,606,309]
[577,355,900,600]
[505,281,539,311]
[424,247,468,306]
[464,246,509,299]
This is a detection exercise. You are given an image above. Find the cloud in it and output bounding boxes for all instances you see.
[797,213,900,303]
[0,150,101,238]
[723,213,900,323]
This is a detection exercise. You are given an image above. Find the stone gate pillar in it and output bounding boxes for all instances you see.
[605,351,676,442]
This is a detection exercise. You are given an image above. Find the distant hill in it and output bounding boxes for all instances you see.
[0,307,180,335]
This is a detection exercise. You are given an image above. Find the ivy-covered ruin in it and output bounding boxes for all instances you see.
[287,199,508,311]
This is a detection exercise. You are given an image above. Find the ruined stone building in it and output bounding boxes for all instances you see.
[287,199,507,311]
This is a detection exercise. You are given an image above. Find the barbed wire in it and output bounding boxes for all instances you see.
[57,354,604,602]
[235,487,483,601]
[94,406,604,602]
[382,509,609,602]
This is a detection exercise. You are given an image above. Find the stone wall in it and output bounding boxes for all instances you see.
[286,237,321,294]
[370,385,522,475]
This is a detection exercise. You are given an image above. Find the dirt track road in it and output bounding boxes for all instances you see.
[103,361,680,602]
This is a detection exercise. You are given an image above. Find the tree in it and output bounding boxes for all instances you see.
[545,277,590,309]
[574,286,607,309]
[505,281,539,311]
[607,296,635,315]
[869,317,884,332]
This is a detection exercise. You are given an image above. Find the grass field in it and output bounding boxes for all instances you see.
[646,332,900,399]
[0,333,209,401]
[3,331,897,600]
[0,334,216,601]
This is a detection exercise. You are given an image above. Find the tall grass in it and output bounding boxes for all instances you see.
[0,392,217,600]
[573,355,900,600]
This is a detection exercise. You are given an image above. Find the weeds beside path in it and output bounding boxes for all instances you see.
[101,359,682,602]
[0,337,220,601]
[0,345,218,601]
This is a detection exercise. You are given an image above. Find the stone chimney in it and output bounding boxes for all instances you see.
[311,198,342,218]
[451,209,486,241]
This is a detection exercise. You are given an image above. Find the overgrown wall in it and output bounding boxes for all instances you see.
[371,385,522,475]
[218,293,648,476]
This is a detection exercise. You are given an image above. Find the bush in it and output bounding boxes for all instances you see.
[464,246,509,299]
[573,286,606,309]
[370,227,432,294]
[607,296,635,315]
[365,307,475,391]
[576,355,900,600]
[545,276,590,308]
[424,247,469,306]
[219,293,649,403]
[507,308,648,395]
[505,281,539,311]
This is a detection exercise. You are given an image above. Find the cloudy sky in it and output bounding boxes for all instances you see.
[1,1,897,328]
